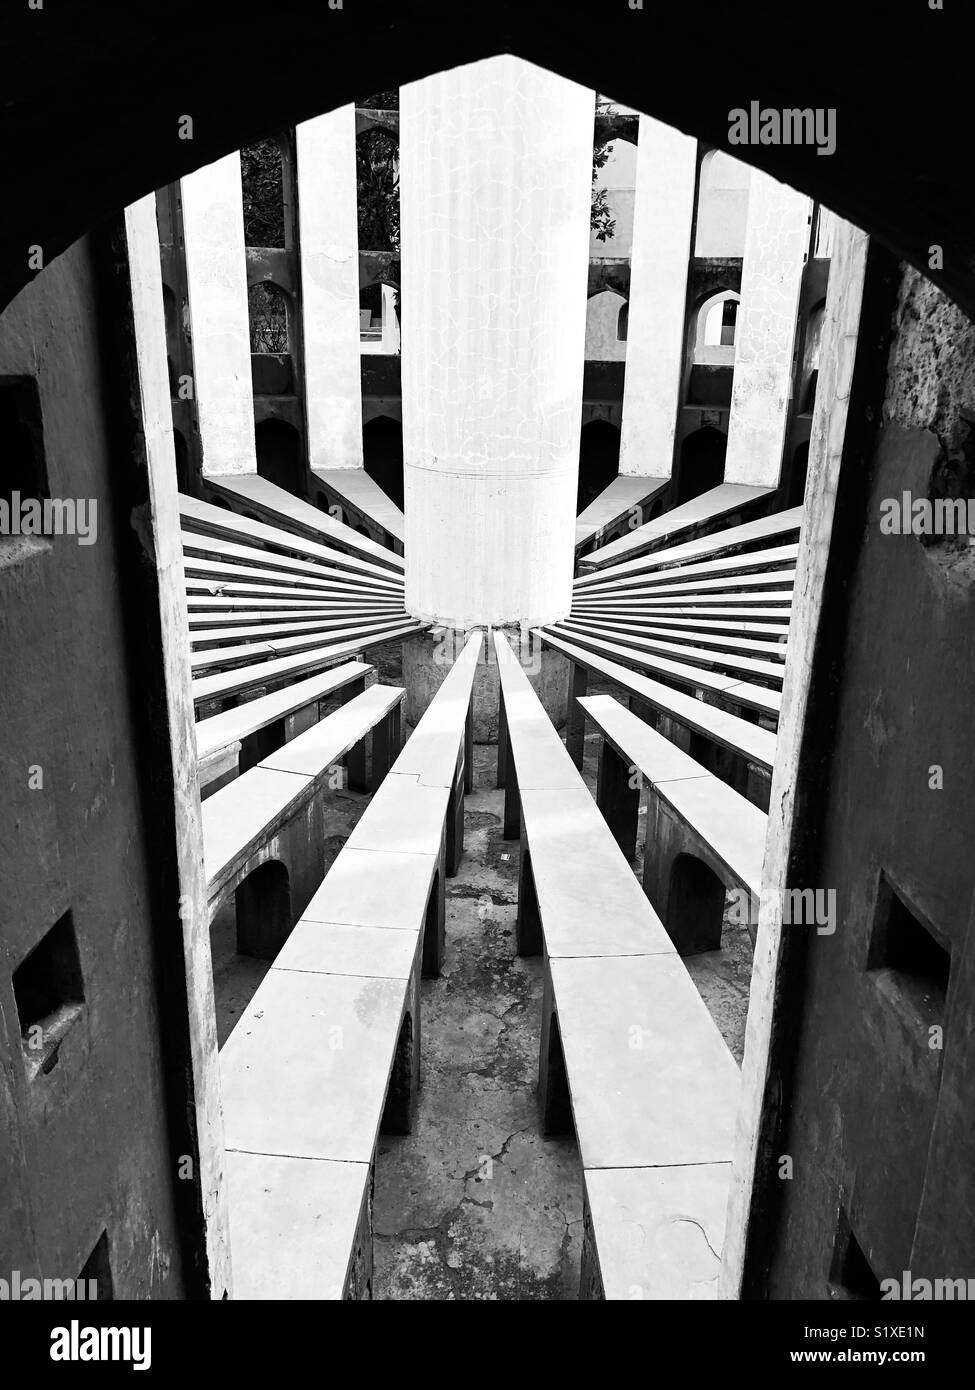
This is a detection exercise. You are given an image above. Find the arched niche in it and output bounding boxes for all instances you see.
[694,150,751,257]
[255,417,303,496]
[362,414,404,509]
[585,288,628,362]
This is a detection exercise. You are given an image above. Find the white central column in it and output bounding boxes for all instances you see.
[400,57,593,629]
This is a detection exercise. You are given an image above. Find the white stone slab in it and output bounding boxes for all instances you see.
[577,505,802,585]
[313,467,405,543]
[581,484,773,569]
[276,919,420,980]
[345,774,450,856]
[538,629,778,767]
[580,540,799,594]
[179,493,400,583]
[390,632,482,785]
[227,1150,369,1300]
[520,789,675,958]
[579,695,767,895]
[203,765,311,895]
[181,525,404,589]
[191,626,424,705]
[189,618,415,673]
[559,620,785,684]
[575,476,669,549]
[585,1163,731,1301]
[301,847,438,930]
[209,473,401,570]
[550,953,740,1168]
[502,681,580,790]
[259,685,403,777]
[222,968,406,1162]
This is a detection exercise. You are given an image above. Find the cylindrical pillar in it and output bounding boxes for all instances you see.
[400,57,593,630]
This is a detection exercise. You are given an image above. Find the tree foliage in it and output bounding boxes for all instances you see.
[240,95,616,255]
[357,127,400,252]
[240,138,285,247]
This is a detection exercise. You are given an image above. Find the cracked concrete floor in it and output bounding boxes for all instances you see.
[373,744,585,1300]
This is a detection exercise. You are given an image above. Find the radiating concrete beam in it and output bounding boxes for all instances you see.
[181,153,257,477]
[297,107,365,473]
[618,117,696,478]
[724,174,812,488]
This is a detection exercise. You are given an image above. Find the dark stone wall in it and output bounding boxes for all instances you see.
[0,240,190,1295]
[766,265,975,1296]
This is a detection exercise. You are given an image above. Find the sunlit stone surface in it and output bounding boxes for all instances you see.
[400,57,593,629]
[618,116,696,477]
[724,173,811,488]
[297,106,365,473]
[181,153,256,477]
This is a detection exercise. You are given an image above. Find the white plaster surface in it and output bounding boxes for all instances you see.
[221,968,405,1161]
[401,57,592,628]
[181,153,256,477]
[724,175,812,487]
[297,107,365,470]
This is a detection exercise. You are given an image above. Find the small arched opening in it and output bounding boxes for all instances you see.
[421,868,442,978]
[801,299,826,413]
[787,439,810,509]
[667,853,726,955]
[172,427,193,495]
[676,426,727,505]
[578,419,621,513]
[693,290,740,367]
[161,283,180,395]
[694,150,751,257]
[255,417,303,496]
[584,289,627,362]
[381,1009,417,1134]
[235,860,292,959]
[363,415,404,509]
[248,282,291,355]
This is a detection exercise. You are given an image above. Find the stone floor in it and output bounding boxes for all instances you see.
[210,671,754,1300]
[373,745,584,1299]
